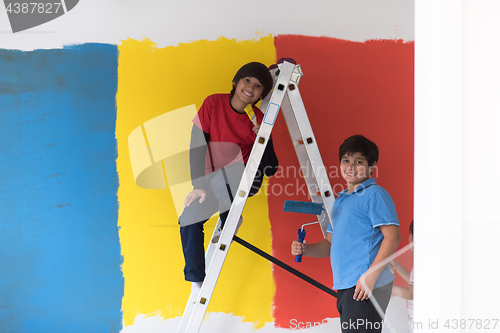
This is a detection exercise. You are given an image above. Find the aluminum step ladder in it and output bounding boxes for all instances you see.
[177,60,335,333]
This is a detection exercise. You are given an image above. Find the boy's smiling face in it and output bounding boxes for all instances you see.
[231,76,264,109]
[340,152,376,192]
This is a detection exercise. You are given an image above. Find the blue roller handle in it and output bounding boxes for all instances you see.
[296,228,306,263]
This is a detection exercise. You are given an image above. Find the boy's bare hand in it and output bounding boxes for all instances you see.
[353,273,377,301]
[389,260,400,273]
[291,240,307,256]
[184,189,206,207]
[252,123,260,135]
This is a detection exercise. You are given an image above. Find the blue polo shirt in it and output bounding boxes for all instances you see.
[326,178,399,290]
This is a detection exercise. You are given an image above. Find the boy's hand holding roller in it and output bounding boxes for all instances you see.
[291,239,307,256]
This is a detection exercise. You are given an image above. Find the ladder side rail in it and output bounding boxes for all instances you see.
[284,86,336,233]
[280,95,329,234]
[182,61,297,333]
[184,194,246,333]
[257,66,279,116]
[280,92,324,200]
[204,217,222,268]
[177,215,222,333]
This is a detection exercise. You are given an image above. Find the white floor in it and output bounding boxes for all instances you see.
[121,297,410,333]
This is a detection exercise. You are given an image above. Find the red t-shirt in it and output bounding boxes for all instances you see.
[193,94,264,175]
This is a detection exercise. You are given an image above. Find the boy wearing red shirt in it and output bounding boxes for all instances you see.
[180,62,278,296]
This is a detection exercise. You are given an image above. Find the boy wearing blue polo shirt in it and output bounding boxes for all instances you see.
[291,134,400,333]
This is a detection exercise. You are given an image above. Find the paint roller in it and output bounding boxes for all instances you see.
[283,200,325,263]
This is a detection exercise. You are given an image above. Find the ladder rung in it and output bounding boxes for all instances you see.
[294,137,314,146]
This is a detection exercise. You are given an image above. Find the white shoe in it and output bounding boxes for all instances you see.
[211,216,243,243]
[191,281,202,293]
[189,282,203,303]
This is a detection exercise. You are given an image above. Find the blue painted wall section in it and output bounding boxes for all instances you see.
[0,44,123,333]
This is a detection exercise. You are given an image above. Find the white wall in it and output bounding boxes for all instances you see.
[415,0,500,331]
[1,0,414,50]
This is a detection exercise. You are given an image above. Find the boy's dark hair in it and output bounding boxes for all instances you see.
[409,220,413,235]
[230,62,274,101]
[338,134,379,166]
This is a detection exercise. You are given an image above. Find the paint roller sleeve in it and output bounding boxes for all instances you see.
[282,200,324,215]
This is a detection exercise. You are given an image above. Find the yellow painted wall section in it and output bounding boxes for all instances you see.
[116,37,277,328]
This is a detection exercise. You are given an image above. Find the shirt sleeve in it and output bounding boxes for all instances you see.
[248,137,279,197]
[259,136,279,177]
[193,96,213,134]
[253,105,278,177]
[189,125,209,190]
[367,188,400,228]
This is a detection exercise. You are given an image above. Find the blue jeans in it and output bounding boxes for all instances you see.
[179,165,244,282]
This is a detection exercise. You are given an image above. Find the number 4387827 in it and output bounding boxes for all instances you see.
[6,3,62,14]
[444,319,499,330]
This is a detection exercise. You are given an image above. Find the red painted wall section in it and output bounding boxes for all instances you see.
[270,35,414,327]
